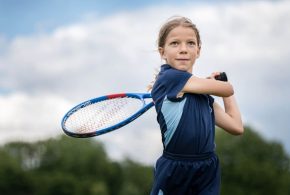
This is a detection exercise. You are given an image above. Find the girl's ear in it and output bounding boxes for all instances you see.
[196,46,201,58]
[158,47,166,60]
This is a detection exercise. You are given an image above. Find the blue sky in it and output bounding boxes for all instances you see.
[1,0,186,37]
[0,0,263,38]
[0,0,289,164]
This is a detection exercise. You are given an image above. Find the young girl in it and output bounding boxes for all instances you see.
[150,16,243,195]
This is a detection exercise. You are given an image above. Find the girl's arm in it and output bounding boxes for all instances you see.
[181,74,234,97]
[214,96,244,135]
[181,72,243,135]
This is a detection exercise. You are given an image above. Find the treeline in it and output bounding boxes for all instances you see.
[0,135,152,195]
[0,126,289,195]
[216,127,290,195]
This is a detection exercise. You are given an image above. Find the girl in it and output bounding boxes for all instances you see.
[150,16,243,195]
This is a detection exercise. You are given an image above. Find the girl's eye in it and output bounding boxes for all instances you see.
[188,41,196,46]
[170,41,178,46]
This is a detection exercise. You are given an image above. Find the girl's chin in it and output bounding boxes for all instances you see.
[173,64,193,72]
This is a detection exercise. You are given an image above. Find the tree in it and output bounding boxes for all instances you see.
[0,149,34,195]
[33,136,121,195]
[0,126,289,194]
[216,126,290,195]
[120,159,153,195]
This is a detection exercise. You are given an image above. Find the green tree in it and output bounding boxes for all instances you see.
[1,126,289,195]
[216,126,290,195]
[0,149,34,195]
[33,136,121,194]
[120,159,153,195]
[32,172,81,195]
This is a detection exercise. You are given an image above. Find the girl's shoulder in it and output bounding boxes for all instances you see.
[160,66,191,82]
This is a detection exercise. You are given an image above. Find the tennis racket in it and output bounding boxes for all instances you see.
[61,93,154,138]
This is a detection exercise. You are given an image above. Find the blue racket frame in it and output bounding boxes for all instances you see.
[61,93,154,138]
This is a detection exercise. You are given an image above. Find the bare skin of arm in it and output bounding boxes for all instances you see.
[214,96,244,135]
[180,75,234,97]
[180,72,244,135]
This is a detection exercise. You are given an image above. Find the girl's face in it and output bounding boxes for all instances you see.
[159,26,200,73]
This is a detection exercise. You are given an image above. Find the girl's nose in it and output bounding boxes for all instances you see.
[179,43,188,53]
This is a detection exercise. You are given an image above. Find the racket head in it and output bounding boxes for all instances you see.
[61,93,153,138]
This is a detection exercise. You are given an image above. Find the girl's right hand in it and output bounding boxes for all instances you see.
[206,72,222,80]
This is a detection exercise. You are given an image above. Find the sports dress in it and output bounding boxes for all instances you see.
[150,64,220,195]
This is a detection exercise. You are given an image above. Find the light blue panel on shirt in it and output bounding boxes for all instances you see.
[161,96,187,147]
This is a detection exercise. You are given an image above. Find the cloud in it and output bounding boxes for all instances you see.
[0,0,290,164]
[0,14,161,98]
[98,108,163,165]
[0,93,72,143]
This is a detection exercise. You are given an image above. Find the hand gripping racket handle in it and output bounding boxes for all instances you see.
[215,72,228,82]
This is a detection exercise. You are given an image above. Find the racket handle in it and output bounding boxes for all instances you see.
[215,72,228,82]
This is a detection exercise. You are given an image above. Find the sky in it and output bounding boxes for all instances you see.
[0,0,289,165]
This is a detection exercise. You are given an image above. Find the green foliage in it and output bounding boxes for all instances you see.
[0,149,34,195]
[216,126,290,195]
[0,136,152,195]
[119,159,153,195]
[0,126,289,194]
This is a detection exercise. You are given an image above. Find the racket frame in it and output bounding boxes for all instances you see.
[61,93,153,138]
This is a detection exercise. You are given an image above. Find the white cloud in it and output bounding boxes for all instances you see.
[0,93,72,143]
[0,0,290,164]
[98,108,163,165]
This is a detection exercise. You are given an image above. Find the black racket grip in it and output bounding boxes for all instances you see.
[215,72,228,82]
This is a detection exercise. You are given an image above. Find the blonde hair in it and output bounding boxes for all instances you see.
[147,16,201,91]
[158,16,201,49]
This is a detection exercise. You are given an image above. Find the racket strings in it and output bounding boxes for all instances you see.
[64,97,143,133]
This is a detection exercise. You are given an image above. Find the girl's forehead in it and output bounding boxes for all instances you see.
[167,26,197,40]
